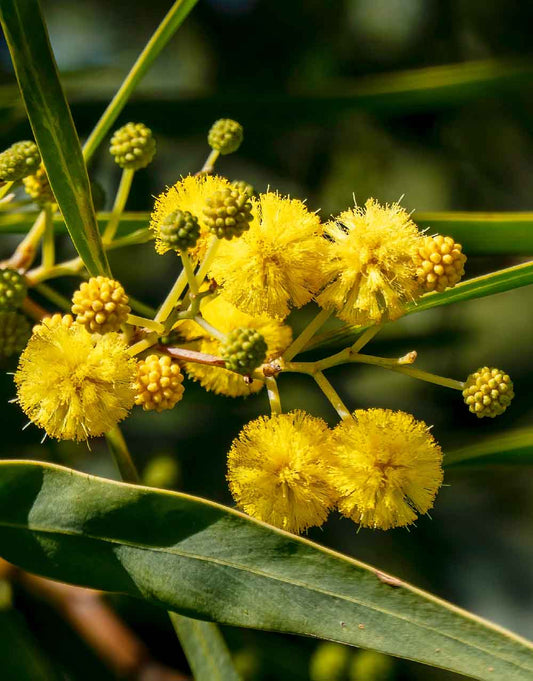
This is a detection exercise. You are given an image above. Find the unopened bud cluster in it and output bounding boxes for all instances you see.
[159,210,200,252]
[221,327,267,375]
[231,179,256,198]
[463,367,514,418]
[0,269,27,311]
[110,122,156,170]
[203,188,253,240]
[0,141,41,182]
[415,235,466,293]
[208,119,243,155]
[0,311,30,358]
[134,354,184,412]
[23,167,54,205]
[72,276,130,333]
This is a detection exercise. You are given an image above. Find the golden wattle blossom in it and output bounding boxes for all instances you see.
[227,411,337,534]
[329,409,443,530]
[317,199,423,325]
[209,192,328,320]
[15,321,136,441]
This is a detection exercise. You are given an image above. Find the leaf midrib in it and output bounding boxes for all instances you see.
[1,519,532,674]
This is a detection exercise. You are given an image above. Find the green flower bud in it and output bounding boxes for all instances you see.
[203,188,253,240]
[109,122,156,170]
[0,269,27,311]
[208,118,243,155]
[143,455,181,489]
[0,141,41,182]
[349,650,393,681]
[23,167,54,205]
[158,210,200,252]
[231,179,256,198]
[463,367,514,418]
[220,327,267,375]
[0,311,31,358]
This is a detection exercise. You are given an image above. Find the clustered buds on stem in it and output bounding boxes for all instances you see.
[23,166,54,205]
[109,122,156,170]
[0,311,30,358]
[72,276,130,334]
[0,141,41,182]
[158,210,200,252]
[203,187,253,239]
[463,367,514,418]
[134,354,184,412]
[220,327,267,375]
[0,269,27,311]
[208,118,243,155]
[415,235,466,292]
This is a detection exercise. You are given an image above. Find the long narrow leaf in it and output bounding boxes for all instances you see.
[310,260,533,351]
[169,614,242,681]
[1,460,533,681]
[445,429,533,468]
[0,0,110,277]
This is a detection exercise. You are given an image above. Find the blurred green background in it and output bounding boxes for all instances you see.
[1,0,533,679]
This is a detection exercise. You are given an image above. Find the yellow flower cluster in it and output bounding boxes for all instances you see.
[176,294,292,397]
[227,408,443,533]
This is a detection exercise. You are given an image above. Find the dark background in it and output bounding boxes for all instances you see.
[1,1,533,679]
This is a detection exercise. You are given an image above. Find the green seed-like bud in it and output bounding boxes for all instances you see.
[0,141,41,182]
[143,455,181,489]
[349,650,393,681]
[23,167,54,205]
[221,327,267,375]
[109,122,156,170]
[159,210,200,252]
[463,367,514,418]
[0,311,31,358]
[231,179,256,198]
[203,188,253,240]
[0,269,27,311]
[310,642,350,681]
[208,118,243,155]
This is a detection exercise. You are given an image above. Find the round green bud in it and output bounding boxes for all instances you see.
[203,188,253,240]
[0,269,27,311]
[109,122,156,170]
[23,167,54,205]
[159,210,200,252]
[143,455,181,489]
[231,179,256,198]
[349,650,393,681]
[0,311,31,358]
[310,642,350,681]
[463,366,514,418]
[0,141,41,182]
[220,327,267,375]
[208,118,243,155]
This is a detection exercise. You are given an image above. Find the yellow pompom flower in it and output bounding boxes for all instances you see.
[209,192,328,320]
[317,199,423,325]
[150,174,231,261]
[15,323,136,441]
[227,411,337,534]
[330,409,443,530]
[179,294,292,397]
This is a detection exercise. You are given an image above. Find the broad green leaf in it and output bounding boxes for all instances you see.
[0,0,110,277]
[169,613,242,681]
[309,260,533,351]
[445,429,533,468]
[416,212,533,255]
[82,0,200,162]
[1,461,533,681]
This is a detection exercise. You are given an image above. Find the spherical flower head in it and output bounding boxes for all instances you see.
[220,327,267,375]
[0,312,31,358]
[158,210,200,252]
[109,122,156,170]
[134,354,184,412]
[231,179,256,199]
[0,141,41,182]
[463,367,514,418]
[0,269,27,311]
[23,166,54,205]
[180,295,292,397]
[208,118,243,155]
[72,276,130,334]
[415,234,466,293]
[33,313,74,335]
[150,174,231,260]
[227,411,337,534]
[203,187,253,240]
[210,192,328,320]
[14,324,136,441]
[330,409,443,530]
[317,199,423,325]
